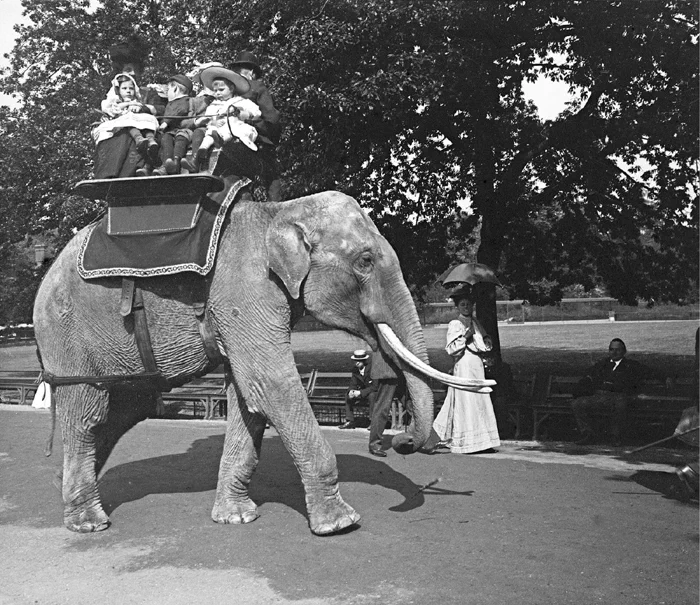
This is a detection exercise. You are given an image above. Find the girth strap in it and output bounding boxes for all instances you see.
[120,277,135,316]
[131,283,159,375]
[42,371,164,389]
[121,278,170,392]
[191,277,224,370]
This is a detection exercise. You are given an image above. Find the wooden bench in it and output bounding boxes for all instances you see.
[306,371,361,425]
[504,373,538,439]
[306,370,410,429]
[532,374,694,441]
[160,374,227,420]
[531,375,579,440]
[0,327,36,346]
[632,377,696,436]
[427,373,535,439]
[0,371,41,405]
[161,371,316,420]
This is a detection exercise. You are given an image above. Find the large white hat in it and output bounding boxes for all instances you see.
[350,349,370,361]
[199,65,250,95]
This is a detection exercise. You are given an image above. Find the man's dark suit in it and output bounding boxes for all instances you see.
[572,357,650,443]
[344,358,373,424]
[368,347,400,453]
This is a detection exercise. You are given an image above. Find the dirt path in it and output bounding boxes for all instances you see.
[1,406,697,605]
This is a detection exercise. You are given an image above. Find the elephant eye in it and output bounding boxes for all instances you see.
[355,253,374,273]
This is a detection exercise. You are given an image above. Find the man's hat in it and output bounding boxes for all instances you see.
[199,65,251,96]
[231,50,263,78]
[350,349,370,361]
[167,74,194,95]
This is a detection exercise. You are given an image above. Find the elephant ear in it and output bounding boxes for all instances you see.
[266,211,312,299]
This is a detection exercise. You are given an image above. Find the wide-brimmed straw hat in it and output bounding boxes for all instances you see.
[189,61,223,85]
[350,349,370,361]
[199,65,250,96]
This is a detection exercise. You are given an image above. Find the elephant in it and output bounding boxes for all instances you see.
[33,178,493,535]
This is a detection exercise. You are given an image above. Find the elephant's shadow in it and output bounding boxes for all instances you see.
[98,433,459,517]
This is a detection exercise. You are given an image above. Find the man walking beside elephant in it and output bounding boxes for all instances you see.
[368,345,401,457]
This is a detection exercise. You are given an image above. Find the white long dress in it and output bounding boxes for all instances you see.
[432,317,501,453]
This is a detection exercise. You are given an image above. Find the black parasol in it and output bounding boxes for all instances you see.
[438,263,502,288]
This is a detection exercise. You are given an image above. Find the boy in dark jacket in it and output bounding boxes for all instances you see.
[153,75,195,175]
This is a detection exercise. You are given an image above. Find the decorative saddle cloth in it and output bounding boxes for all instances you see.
[76,175,246,279]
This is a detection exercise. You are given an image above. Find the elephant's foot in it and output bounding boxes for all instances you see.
[64,505,110,533]
[306,489,361,535]
[211,496,259,525]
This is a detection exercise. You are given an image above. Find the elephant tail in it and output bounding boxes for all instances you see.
[43,393,55,457]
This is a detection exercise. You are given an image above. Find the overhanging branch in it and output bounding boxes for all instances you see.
[494,81,609,195]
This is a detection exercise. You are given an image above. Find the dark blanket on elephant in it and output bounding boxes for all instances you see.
[78,182,241,279]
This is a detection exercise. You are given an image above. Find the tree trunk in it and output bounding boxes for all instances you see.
[475,213,503,363]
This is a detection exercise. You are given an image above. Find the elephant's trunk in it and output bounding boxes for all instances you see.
[368,275,435,455]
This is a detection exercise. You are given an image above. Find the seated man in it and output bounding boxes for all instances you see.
[571,338,670,446]
[338,349,373,429]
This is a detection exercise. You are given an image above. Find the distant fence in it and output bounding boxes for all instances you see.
[292,299,698,331]
[418,298,699,325]
[0,326,36,346]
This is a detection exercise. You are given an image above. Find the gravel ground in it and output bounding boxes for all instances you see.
[0,405,698,605]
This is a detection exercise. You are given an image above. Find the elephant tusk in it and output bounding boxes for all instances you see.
[376,323,495,393]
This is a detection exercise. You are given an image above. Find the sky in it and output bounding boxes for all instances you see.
[0,0,570,119]
[0,0,26,106]
[0,0,25,62]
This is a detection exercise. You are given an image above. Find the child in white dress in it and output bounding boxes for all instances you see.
[92,73,160,165]
[181,65,259,172]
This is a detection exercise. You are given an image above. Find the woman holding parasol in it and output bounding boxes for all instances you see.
[427,263,502,454]
[432,283,501,453]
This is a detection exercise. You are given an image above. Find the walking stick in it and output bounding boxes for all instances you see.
[625,426,699,454]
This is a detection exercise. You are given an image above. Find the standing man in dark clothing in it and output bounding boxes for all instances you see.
[571,338,669,446]
[231,51,283,200]
[368,344,401,457]
[338,349,373,429]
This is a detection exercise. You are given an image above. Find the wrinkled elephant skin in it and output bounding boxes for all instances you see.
[34,189,443,535]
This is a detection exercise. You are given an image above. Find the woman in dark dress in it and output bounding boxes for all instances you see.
[93,36,166,179]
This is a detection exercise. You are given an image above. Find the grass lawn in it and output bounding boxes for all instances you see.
[290,319,698,378]
[2,320,697,379]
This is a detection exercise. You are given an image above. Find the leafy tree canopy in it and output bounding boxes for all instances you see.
[0,0,697,322]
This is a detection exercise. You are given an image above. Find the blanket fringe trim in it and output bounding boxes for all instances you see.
[76,178,249,280]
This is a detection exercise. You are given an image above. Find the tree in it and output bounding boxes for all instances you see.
[172,1,698,314]
[1,1,697,348]
[0,243,44,325]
